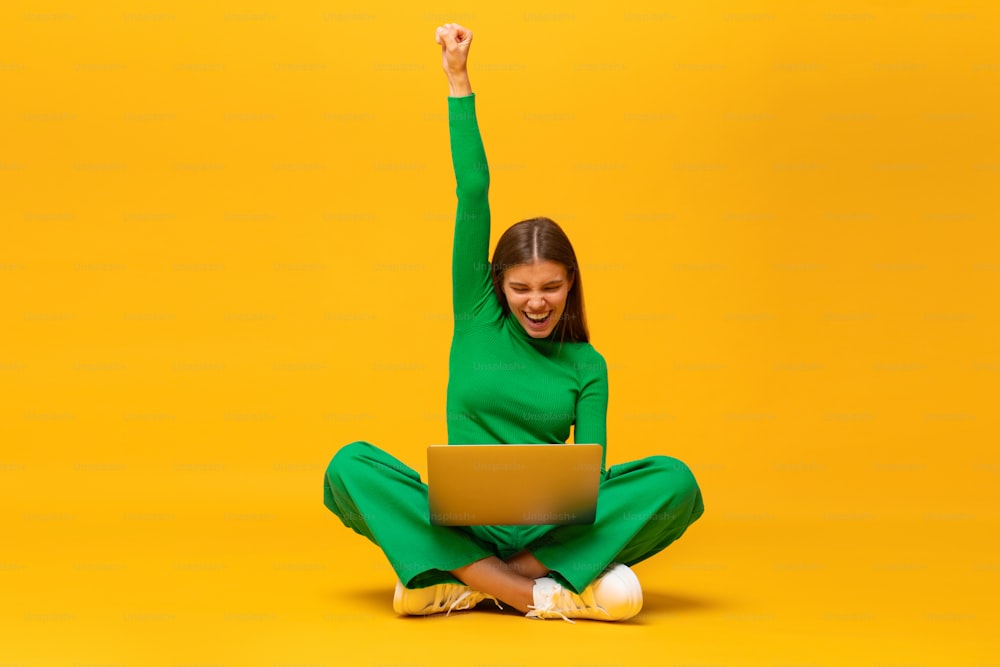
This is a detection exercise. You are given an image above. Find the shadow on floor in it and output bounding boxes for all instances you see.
[330,585,729,623]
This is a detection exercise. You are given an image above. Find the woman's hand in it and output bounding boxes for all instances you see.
[435,22,473,97]
[435,23,472,74]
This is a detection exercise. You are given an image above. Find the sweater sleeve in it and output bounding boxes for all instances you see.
[448,93,503,328]
[573,350,609,473]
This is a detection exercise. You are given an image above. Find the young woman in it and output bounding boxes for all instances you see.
[322,23,705,622]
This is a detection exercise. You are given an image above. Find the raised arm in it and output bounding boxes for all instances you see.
[437,23,499,326]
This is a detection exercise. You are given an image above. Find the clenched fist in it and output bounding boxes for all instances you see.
[435,22,472,75]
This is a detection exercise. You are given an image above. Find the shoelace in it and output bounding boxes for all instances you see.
[526,603,575,623]
[443,588,504,616]
[525,582,611,624]
[444,589,475,616]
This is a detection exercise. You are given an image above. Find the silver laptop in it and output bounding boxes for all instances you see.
[427,444,603,526]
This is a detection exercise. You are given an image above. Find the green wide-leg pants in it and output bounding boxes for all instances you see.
[323,440,705,594]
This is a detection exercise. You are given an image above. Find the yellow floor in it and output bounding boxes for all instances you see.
[5,462,996,666]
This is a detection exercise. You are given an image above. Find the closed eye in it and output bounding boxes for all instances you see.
[508,282,563,292]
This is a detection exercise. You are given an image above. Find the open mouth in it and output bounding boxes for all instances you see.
[524,311,552,329]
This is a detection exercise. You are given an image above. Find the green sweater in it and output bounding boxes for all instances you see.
[445,93,610,472]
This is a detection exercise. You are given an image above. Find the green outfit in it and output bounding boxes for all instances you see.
[323,93,704,594]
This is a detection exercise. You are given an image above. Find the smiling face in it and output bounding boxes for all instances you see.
[501,260,575,338]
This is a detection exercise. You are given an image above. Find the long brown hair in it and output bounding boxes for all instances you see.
[490,216,589,343]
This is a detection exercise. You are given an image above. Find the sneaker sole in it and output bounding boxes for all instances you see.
[392,580,406,615]
[392,580,428,615]
[597,563,643,620]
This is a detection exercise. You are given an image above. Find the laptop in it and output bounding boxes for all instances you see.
[426,444,603,526]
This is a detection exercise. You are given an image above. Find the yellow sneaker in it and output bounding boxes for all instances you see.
[526,563,642,623]
[392,580,502,616]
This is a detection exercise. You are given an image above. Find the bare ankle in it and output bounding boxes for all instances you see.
[505,549,550,579]
[450,556,536,612]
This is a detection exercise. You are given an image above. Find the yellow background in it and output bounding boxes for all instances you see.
[2,1,997,665]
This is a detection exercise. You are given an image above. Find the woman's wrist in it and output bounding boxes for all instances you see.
[447,71,472,97]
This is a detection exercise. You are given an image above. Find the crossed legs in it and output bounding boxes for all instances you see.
[450,549,549,612]
[325,441,705,615]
